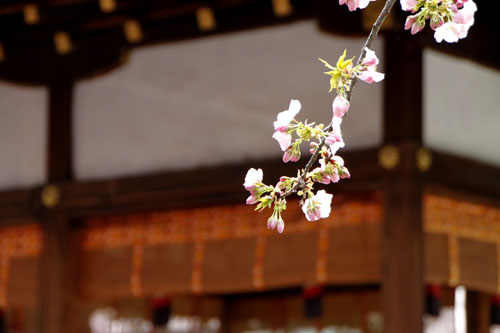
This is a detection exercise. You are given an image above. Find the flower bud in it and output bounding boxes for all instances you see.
[332,95,350,118]
[405,15,424,34]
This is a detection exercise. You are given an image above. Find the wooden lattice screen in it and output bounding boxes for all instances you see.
[1,190,500,306]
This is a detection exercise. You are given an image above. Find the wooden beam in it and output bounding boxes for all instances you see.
[1,0,498,85]
[52,147,382,219]
[382,32,424,333]
[316,0,365,36]
[0,0,315,85]
[0,33,124,85]
[0,148,381,223]
[425,149,500,200]
[1,142,500,223]
[0,188,38,222]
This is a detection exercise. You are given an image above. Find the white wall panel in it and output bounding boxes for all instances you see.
[0,82,47,190]
[424,49,500,166]
[75,20,383,180]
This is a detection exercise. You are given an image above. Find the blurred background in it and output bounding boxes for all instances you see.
[0,0,499,332]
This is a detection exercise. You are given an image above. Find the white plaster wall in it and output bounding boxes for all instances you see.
[0,82,47,190]
[424,49,500,166]
[74,20,384,180]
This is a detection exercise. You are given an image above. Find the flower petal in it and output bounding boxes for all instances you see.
[274,99,301,132]
[272,131,292,151]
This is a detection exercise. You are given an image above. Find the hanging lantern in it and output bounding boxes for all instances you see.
[0,307,5,333]
[272,0,293,17]
[53,32,72,55]
[99,0,116,13]
[491,295,500,325]
[123,20,143,44]
[196,7,216,32]
[425,284,441,316]
[303,285,323,319]
[23,4,39,25]
[151,296,171,327]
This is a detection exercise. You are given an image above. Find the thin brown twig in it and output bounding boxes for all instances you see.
[281,0,398,199]
[347,0,398,101]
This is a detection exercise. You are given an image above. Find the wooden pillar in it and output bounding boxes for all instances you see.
[467,291,491,333]
[219,296,232,333]
[382,32,424,333]
[47,83,73,182]
[39,82,74,333]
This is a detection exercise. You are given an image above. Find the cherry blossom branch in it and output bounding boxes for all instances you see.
[245,0,477,233]
[281,0,397,199]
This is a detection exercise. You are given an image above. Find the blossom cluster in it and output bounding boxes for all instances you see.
[402,0,477,43]
[338,0,477,44]
[244,49,383,233]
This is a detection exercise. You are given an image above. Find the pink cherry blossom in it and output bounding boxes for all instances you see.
[319,159,340,184]
[405,15,424,34]
[452,0,476,26]
[331,155,349,180]
[455,0,470,9]
[302,190,333,222]
[400,0,418,12]
[331,155,345,166]
[273,99,301,132]
[430,17,444,30]
[325,131,342,145]
[434,0,476,43]
[340,166,351,179]
[272,131,292,151]
[244,168,264,205]
[339,0,375,11]
[319,156,344,184]
[329,140,346,156]
[283,147,300,163]
[246,192,259,205]
[311,167,331,185]
[328,117,345,155]
[359,68,385,83]
[325,115,343,146]
[329,173,340,183]
[331,116,342,133]
[276,220,285,233]
[243,168,263,191]
[361,48,379,67]
[359,48,384,84]
[434,22,468,43]
[303,202,321,221]
[267,214,285,233]
[267,215,278,229]
[332,95,350,118]
[245,192,258,205]
[309,142,319,154]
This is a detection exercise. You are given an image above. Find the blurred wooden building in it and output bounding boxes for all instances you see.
[0,0,499,332]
